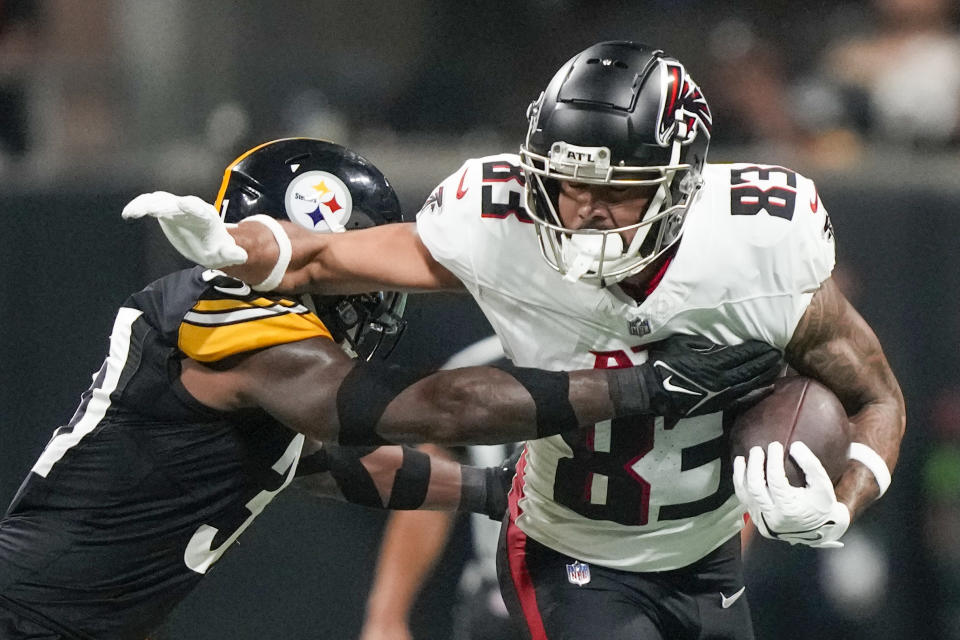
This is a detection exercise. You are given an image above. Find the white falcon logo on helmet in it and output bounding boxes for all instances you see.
[655,61,713,147]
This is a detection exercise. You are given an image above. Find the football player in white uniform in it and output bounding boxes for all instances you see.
[2,137,780,640]
[126,42,905,640]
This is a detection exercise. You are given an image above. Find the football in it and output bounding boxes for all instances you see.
[730,376,850,486]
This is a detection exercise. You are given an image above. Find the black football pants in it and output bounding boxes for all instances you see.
[497,518,755,640]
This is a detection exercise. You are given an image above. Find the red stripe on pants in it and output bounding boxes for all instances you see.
[506,448,549,640]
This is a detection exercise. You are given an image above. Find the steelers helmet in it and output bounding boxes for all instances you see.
[215,138,406,360]
[519,41,712,286]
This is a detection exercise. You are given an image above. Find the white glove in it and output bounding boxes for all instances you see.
[122,191,248,269]
[733,441,850,549]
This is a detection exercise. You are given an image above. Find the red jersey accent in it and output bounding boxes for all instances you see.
[644,251,676,297]
[508,445,529,519]
[456,168,470,199]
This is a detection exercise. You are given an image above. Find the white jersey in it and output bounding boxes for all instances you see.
[416,154,835,572]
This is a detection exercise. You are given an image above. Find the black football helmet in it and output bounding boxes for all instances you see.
[519,41,712,286]
[215,137,406,360]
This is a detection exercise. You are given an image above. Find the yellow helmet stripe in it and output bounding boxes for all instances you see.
[212,136,334,216]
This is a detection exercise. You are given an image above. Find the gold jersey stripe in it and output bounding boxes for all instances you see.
[179,312,332,362]
[191,297,298,313]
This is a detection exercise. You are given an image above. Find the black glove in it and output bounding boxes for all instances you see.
[482,446,523,521]
[460,446,522,521]
[608,335,781,418]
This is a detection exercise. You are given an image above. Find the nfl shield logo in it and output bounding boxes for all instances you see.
[566,561,591,586]
[628,317,651,337]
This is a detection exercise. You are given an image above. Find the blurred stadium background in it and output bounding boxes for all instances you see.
[1,0,959,638]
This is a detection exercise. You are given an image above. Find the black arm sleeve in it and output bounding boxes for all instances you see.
[385,447,432,509]
[321,444,384,507]
[315,445,434,510]
[336,361,582,446]
[492,364,579,437]
[335,362,433,446]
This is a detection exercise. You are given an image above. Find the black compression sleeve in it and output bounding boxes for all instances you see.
[336,362,433,446]
[458,465,512,521]
[386,447,432,510]
[321,445,435,510]
[493,364,579,437]
[323,444,384,507]
[458,466,489,515]
[606,365,655,416]
[294,447,330,477]
[295,444,381,477]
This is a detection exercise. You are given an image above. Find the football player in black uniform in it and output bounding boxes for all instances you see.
[0,138,781,639]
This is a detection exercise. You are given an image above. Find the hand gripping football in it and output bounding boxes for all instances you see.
[730,376,850,486]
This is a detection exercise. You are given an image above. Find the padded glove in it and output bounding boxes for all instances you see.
[733,441,850,548]
[609,336,782,418]
[123,191,248,269]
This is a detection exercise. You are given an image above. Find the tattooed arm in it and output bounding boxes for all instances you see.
[785,277,906,518]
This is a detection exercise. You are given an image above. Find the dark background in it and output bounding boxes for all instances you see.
[2,1,960,638]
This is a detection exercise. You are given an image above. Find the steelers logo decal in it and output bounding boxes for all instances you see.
[284,170,353,232]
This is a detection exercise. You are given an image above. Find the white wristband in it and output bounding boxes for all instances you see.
[848,442,891,498]
[242,215,292,292]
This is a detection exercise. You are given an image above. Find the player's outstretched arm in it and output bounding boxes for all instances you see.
[231,220,464,294]
[179,333,782,447]
[785,277,905,517]
[122,191,461,293]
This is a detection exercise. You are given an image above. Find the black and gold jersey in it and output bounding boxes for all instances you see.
[0,267,331,640]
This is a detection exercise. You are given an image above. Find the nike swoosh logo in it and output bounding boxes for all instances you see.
[201,269,253,297]
[662,375,701,396]
[456,168,469,199]
[721,586,746,609]
[760,513,826,540]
